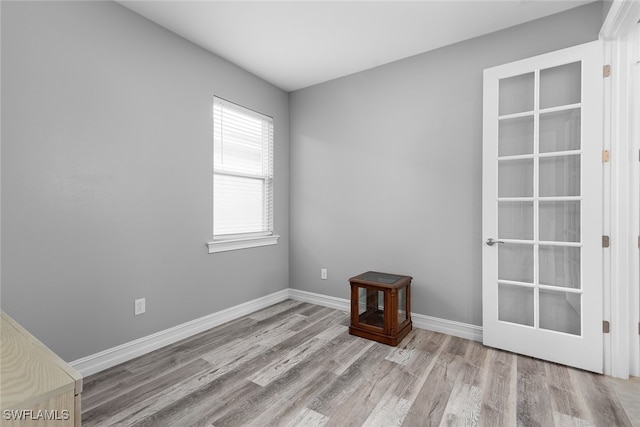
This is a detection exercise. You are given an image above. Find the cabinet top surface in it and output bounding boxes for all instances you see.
[1,311,81,409]
[349,271,412,287]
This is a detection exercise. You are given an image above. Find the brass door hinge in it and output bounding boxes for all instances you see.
[604,65,611,77]
[603,150,610,163]
[603,320,610,333]
[602,235,610,248]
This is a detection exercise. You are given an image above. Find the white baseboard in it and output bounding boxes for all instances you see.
[287,288,483,342]
[70,287,482,377]
[288,288,350,312]
[69,289,289,377]
[412,313,483,342]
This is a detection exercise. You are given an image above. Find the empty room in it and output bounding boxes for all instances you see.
[1,0,639,425]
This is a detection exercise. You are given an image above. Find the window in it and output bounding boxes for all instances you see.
[207,97,278,253]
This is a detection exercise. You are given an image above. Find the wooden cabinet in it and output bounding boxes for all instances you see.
[1,312,82,426]
[348,271,412,346]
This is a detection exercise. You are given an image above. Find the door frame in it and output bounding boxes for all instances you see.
[600,0,640,379]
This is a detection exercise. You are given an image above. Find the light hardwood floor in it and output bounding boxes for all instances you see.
[81,300,638,426]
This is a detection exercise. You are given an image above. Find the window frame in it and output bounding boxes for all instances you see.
[207,97,279,253]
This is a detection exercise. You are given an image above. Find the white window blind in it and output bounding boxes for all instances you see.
[213,97,274,239]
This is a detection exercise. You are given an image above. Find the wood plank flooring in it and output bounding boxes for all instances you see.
[81,300,638,426]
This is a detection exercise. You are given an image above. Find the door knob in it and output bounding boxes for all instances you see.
[486,238,505,246]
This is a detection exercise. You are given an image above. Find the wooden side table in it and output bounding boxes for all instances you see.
[348,271,412,346]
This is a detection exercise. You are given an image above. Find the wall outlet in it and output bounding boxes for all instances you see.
[134,298,146,316]
[321,268,328,280]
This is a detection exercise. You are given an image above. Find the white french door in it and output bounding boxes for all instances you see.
[482,41,604,373]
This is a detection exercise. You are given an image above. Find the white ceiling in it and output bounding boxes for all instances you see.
[117,0,595,92]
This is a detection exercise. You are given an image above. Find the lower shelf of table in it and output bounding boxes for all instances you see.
[358,309,384,329]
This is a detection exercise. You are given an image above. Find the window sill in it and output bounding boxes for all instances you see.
[207,235,280,253]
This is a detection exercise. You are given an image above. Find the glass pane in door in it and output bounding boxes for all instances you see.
[499,73,534,115]
[498,284,534,327]
[498,244,534,283]
[540,109,581,153]
[499,116,534,156]
[499,159,533,197]
[498,201,533,240]
[539,290,581,335]
[540,201,580,242]
[539,155,581,197]
[540,62,581,108]
[539,245,581,289]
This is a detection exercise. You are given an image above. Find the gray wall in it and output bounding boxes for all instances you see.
[289,2,604,327]
[1,1,289,362]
